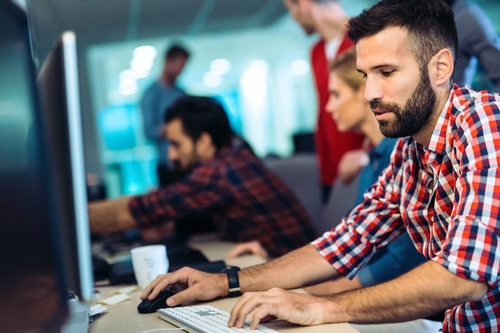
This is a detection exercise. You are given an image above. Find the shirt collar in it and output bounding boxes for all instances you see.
[426,84,461,155]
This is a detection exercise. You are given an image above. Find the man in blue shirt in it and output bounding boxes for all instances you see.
[141,44,190,186]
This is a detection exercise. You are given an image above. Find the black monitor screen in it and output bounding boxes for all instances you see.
[0,1,67,331]
[37,31,94,303]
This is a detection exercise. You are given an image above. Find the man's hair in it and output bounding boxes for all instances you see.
[165,44,190,61]
[165,96,233,150]
[330,48,364,92]
[347,0,458,69]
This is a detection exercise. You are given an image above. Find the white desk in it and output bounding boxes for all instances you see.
[89,234,360,333]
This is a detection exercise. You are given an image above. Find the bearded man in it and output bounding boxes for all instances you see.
[89,96,315,258]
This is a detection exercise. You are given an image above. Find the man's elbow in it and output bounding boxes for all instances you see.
[455,277,489,303]
[466,280,488,302]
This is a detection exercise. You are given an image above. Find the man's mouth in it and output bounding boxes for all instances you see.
[373,109,392,120]
[372,108,388,115]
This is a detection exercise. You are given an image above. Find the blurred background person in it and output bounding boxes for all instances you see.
[141,44,190,187]
[89,96,316,258]
[444,0,500,93]
[284,0,365,202]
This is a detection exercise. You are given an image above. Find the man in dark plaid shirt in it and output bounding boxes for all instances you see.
[89,96,315,258]
[141,1,500,332]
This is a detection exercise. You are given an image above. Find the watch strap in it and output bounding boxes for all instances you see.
[225,266,241,297]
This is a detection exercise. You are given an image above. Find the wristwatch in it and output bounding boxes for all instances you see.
[223,266,241,297]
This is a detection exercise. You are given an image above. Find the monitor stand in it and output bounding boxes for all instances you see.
[60,295,90,333]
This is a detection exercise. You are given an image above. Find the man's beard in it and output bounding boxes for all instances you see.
[370,67,437,138]
[172,154,199,182]
[172,162,190,182]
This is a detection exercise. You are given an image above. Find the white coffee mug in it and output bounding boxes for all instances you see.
[131,245,169,290]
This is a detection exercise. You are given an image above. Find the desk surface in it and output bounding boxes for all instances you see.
[89,234,359,333]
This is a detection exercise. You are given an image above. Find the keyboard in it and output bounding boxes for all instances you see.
[158,305,279,332]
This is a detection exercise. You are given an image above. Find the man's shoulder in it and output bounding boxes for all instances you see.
[452,85,500,114]
[215,146,257,165]
[144,81,161,93]
[204,147,260,176]
[140,81,161,100]
[445,86,500,141]
[311,38,325,57]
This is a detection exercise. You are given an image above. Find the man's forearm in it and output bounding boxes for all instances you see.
[322,260,488,324]
[88,197,137,234]
[239,244,339,292]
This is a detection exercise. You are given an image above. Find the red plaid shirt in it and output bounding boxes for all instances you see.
[313,85,500,332]
[129,146,315,258]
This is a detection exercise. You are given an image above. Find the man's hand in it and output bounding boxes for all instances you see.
[228,288,327,330]
[140,267,228,306]
[338,149,369,184]
[226,241,269,259]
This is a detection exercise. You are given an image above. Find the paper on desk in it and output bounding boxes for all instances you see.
[114,285,137,294]
[90,304,108,317]
[96,293,130,305]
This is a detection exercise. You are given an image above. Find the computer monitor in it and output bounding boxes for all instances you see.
[0,1,68,331]
[37,31,94,302]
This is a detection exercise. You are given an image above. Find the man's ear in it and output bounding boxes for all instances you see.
[196,132,215,157]
[430,48,454,86]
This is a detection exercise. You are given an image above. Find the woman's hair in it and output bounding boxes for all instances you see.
[329,48,364,91]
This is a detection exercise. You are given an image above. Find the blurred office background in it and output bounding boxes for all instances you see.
[23,0,500,199]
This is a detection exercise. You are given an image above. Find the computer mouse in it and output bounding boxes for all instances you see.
[137,289,177,314]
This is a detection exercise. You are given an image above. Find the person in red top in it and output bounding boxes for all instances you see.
[284,0,365,201]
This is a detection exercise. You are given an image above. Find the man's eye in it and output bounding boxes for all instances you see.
[382,70,394,76]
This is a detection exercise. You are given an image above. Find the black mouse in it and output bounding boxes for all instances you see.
[137,289,177,314]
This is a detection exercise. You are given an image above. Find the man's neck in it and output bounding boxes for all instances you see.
[160,72,175,87]
[160,79,174,87]
[412,87,452,146]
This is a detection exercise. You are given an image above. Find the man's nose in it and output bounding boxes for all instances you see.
[168,147,178,161]
[364,76,383,103]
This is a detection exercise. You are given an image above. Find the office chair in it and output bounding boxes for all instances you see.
[263,153,323,232]
[316,175,360,235]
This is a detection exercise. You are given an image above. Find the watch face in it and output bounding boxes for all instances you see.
[224,266,240,272]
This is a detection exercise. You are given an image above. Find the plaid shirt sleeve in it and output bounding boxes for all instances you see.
[312,140,407,279]
[433,94,500,288]
[128,163,234,228]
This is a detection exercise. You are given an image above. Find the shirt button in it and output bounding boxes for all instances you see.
[426,178,434,193]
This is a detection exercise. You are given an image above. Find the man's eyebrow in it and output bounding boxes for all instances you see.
[359,64,395,73]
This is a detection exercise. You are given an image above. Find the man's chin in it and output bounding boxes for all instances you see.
[173,164,198,182]
[379,121,401,138]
